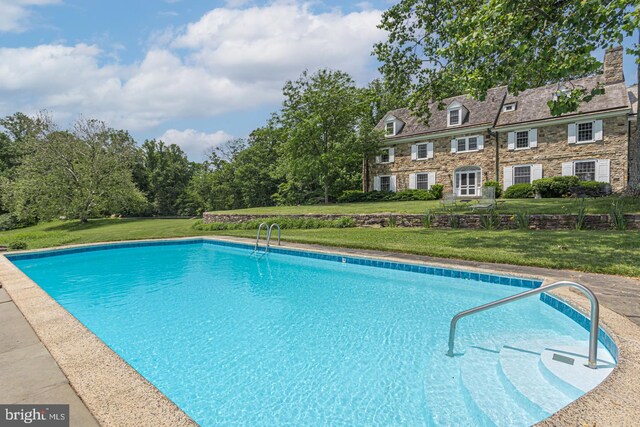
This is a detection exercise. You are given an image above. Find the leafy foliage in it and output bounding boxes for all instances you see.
[375,0,639,122]
[504,184,535,199]
[483,180,502,198]
[337,188,441,203]
[192,216,355,231]
[3,117,146,223]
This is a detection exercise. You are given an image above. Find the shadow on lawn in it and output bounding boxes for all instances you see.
[42,218,140,232]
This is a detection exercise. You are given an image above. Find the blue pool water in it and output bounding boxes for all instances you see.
[10,241,613,426]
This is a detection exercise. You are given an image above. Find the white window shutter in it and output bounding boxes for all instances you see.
[390,175,397,192]
[373,176,381,191]
[529,129,538,148]
[594,120,603,141]
[477,135,484,150]
[507,132,515,150]
[411,145,417,160]
[428,172,436,189]
[375,155,381,164]
[597,159,610,183]
[531,164,543,181]
[388,148,395,163]
[451,139,457,153]
[562,162,573,176]
[568,123,577,144]
[503,166,513,190]
[427,142,434,159]
[409,173,417,189]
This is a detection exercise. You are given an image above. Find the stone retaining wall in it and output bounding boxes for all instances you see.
[203,212,640,230]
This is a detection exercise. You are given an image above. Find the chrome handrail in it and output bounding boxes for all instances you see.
[254,222,268,252]
[446,280,600,369]
[266,224,281,252]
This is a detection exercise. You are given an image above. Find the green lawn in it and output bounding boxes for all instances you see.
[206,196,640,215]
[1,218,638,277]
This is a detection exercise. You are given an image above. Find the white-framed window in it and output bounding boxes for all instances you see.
[562,159,610,183]
[374,175,397,192]
[503,103,516,112]
[417,143,429,159]
[503,164,542,190]
[380,150,390,163]
[513,166,531,184]
[448,108,461,126]
[385,121,395,136]
[452,135,484,153]
[375,147,394,164]
[577,121,594,143]
[380,175,391,191]
[455,166,482,197]
[416,173,430,190]
[515,131,529,149]
[507,129,537,150]
[574,160,596,181]
[568,120,603,144]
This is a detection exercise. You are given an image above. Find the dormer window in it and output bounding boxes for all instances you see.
[385,121,395,136]
[447,101,465,127]
[448,109,460,126]
[503,103,516,112]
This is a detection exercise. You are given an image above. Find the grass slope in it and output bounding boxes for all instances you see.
[205,197,640,215]
[1,218,638,277]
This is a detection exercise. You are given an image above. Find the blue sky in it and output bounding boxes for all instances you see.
[0,1,637,160]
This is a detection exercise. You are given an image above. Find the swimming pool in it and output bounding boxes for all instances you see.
[8,240,616,426]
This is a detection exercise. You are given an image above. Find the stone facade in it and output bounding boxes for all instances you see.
[202,212,640,230]
[498,115,630,192]
[369,130,498,195]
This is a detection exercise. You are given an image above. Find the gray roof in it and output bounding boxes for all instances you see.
[495,75,630,127]
[377,86,507,138]
[629,85,638,115]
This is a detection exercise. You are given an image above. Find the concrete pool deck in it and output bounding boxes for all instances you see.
[0,236,639,426]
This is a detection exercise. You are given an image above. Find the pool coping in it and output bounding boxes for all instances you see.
[0,236,638,426]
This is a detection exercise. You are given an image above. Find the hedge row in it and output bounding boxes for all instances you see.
[504,177,610,199]
[193,216,356,231]
[338,185,444,203]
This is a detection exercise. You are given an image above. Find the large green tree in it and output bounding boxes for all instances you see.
[277,69,375,203]
[5,117,145,223]
[137,139,194,215]
[376,0,638,116]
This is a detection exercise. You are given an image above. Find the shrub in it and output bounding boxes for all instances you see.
[0,213,18,231]
[449,214,460,229]
[570,181,608,197]
[532,176,580,198]
[8,240,27,250]
[392,189,434,201]
[430,184,444,200]
[192,216,356,231]
[387,215,397,227]
[483,180,502,198]
[338,187,441,203]
[504,183,535,199]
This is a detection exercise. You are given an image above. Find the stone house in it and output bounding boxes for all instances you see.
[369,47,638,196]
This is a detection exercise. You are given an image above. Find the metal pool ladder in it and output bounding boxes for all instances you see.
[446,280,600,369]
[253,223,280,256]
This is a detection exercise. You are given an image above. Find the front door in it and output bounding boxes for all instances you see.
[456,170,480,197]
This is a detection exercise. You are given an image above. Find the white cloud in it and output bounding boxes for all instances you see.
[158,128,233,160]
[0,0,61,32]
[0,2,384,135]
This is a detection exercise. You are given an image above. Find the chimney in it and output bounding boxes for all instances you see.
[603,46,624,85]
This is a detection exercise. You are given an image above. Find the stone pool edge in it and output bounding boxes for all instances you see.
[0,235,638,426]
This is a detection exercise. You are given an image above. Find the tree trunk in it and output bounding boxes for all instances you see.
[324,181,329,204]
[362,156,369,192]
